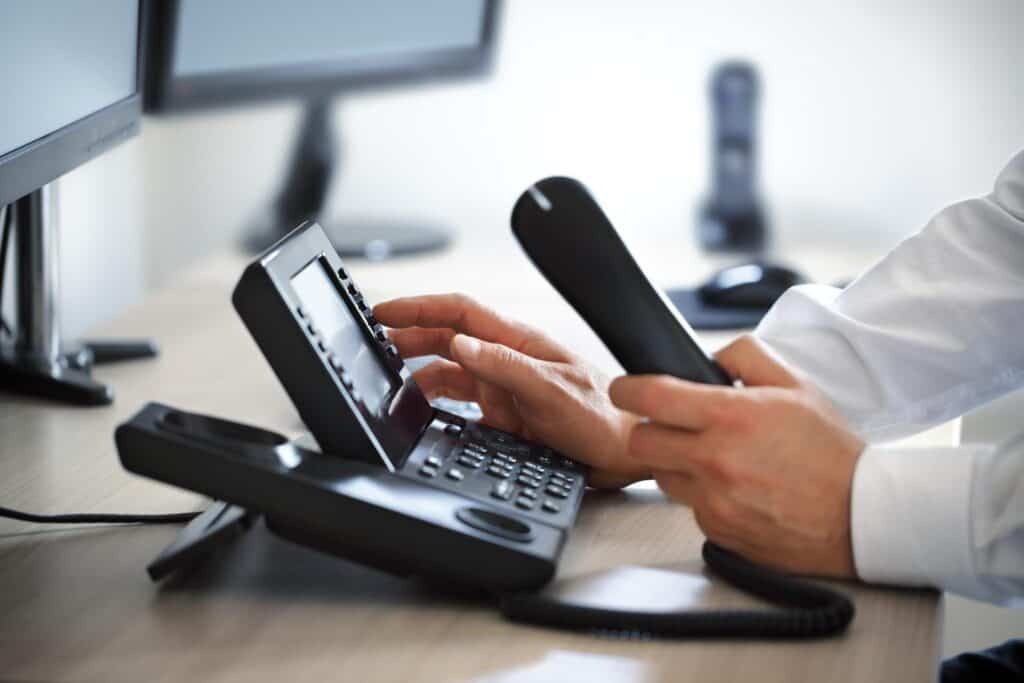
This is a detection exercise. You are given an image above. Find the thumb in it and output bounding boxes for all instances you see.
[713,334,802,388]
[450,334,546,399]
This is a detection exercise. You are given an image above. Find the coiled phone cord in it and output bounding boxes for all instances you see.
[499,541,855,639]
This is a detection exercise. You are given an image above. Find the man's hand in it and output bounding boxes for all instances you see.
[373,294,649,488]
[609,335,865,578]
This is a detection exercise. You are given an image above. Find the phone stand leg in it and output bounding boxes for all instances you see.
[147,501,257,582]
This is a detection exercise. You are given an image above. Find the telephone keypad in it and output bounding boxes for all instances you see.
[545,485,569,499]
[402,419,586,528]
[491,480,514,500]
[457,454,484,469]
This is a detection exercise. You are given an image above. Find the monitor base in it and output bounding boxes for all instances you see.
[0,347,112,405]
[244,217,451,261]
[238,100,452,261]
[0,185,159,406]
[0,339,158,406]
[317,218,451,260]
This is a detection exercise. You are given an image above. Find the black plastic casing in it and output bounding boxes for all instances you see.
[116,403,564,592]
[511,177,732,385]
[232,222,434,470]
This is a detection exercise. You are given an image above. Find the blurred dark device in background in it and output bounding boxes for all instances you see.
[142,0,500,260]
[698,261,804,308]
[698,61,766,253]
[0,0,157,406]
[667,61,807,330]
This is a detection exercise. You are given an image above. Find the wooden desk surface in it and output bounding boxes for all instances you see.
[0,238,943,682]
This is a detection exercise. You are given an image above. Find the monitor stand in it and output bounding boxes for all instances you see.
[0,184,158,405]
[242,99,451,259]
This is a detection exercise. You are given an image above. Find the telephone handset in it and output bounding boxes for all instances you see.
[504,177,854,637]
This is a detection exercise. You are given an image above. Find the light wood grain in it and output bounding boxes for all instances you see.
[0,241,943,682]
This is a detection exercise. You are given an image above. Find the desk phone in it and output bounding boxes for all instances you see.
[118,184,854,639]
[117,222,586,592]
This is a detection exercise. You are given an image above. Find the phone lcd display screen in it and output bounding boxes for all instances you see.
[290,259,396,416]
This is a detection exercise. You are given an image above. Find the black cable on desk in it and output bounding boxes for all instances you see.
[0,505,201,526]
[499,541,855,639]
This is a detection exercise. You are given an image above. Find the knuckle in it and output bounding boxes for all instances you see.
[451,291,475,307]
[712,391,757,431]
[626,423,651,457]
[641,377,672,411]
[693,506,717,535]
[724,400,754,431]
[719,334,751,360]
[547,369,578,403]
[705,495,736,526]
[705,393,739,424]
[692,508,709,533]
[734,333,757,351]
[489,344,516,368]
[712,453,742,485]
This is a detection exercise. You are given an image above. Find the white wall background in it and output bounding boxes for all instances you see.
[58,138,145,340]
[44,0,1024,659]
[138,0,1024,289]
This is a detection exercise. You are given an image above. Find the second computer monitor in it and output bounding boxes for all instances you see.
[141,0,500,259]
[142,0,498,112]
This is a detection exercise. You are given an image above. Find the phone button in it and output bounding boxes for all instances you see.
[456,507,533,543]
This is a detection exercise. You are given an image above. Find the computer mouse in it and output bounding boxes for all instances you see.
[698,262,805,308]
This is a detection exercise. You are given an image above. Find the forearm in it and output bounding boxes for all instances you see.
[756,150,1024,442]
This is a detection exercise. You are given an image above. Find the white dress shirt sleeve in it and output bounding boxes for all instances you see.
[754,150,1024,604]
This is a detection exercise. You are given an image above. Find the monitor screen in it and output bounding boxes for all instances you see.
[174,0,487,78]
[0,0,138,159]
[143,0,496,111]
[289,258,397,417]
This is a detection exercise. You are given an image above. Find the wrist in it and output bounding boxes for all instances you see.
[831,436,863,578]
[589,412,649,489]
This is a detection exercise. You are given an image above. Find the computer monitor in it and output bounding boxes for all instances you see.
[141,0,500,258]
[0,0,155,405]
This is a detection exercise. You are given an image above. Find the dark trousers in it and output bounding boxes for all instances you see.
[941,639,1024,682]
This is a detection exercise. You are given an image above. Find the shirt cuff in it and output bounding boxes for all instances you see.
[850,445,985,587]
